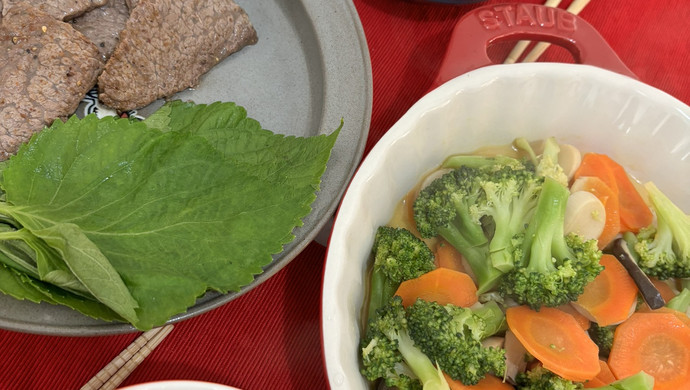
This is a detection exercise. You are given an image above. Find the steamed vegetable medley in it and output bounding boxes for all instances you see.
[360,137,690,390]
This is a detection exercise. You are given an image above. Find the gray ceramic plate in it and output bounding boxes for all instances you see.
[0,0,372,336]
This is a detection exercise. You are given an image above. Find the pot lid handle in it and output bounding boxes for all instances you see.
[432,3,638,88]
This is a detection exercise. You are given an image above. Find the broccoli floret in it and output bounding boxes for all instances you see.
[516,366,584,390]
[469,163,543,273]
[366,226,435,321]
[514,137,569,186]
[413,156,541,293]
[360,296,449,390]
[588,323,616,358]
[405,299,506,386]
[630,182,690,280]
[499,177,604,309]
[373,226,435,283]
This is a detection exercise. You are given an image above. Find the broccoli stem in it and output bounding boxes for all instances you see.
[487,194,536,273]
[646,182,690,259]
[485,174,541,273]
[667,288,690,313]
[515,137,567,185]
[513,137,538,164]
[591,370,654,390]
[450,195,488,247]
[485,197,516,272]
[438,226,502,294]
[435,197,505,294]
[470,301,508,338]
[521,177,569,272]
[397,330,450,390]
[366,267,399,323]
[621,232,641,262]
[541,137,560,163]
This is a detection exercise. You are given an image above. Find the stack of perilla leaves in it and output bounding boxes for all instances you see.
[0,101,340,330]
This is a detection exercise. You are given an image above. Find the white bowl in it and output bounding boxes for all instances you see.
[321,63,690,389]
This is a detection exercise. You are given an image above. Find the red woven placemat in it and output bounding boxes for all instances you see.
[1,1,688,389]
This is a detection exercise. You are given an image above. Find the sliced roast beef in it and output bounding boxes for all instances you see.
[0,3,103,160]
[97,0,257,111]
[1,0,108,21]
[71,0,130,62]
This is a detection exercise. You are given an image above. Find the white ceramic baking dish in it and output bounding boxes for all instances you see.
[322,3,690,389]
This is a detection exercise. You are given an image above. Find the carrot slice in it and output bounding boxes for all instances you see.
[394,267,478,308]
[584,360,617,388]
[608,312,690,390]
[443,373,512,389]
[603,157,653,232]
[556,303,591,331]
[665,307,690,328]
[573,153,618,194]
[506,305,601,382]
[638,306,690,328]
[573,153,652,233]
[434,241,467,273]
[570,176,621,249]
[573,254,638,326]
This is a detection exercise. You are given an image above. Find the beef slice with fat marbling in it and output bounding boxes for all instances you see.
[97,0,257,111]
[0,3,103,160]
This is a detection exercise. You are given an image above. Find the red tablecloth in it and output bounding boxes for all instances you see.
[1,1,689,389]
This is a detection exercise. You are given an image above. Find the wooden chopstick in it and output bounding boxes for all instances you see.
[503,0,563,64]
[80,324,175,390]
[504,0,592,64]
